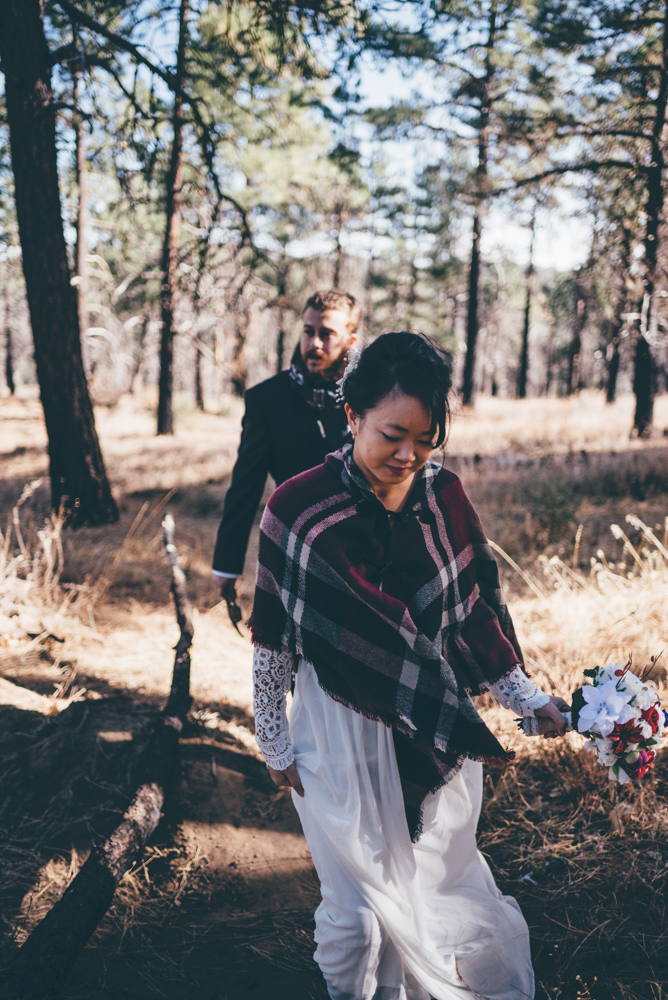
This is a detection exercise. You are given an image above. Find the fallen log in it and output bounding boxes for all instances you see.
[1,514,193,1000]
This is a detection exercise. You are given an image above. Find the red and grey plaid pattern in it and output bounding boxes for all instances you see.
[252,446,521,839]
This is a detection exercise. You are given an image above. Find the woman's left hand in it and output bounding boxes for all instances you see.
[534,695,571,738]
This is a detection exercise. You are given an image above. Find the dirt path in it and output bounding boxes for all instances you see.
[0,600,328,999]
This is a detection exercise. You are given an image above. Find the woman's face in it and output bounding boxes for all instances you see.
[345,389,436,491]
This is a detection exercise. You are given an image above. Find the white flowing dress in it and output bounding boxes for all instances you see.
[253,649,548,1000]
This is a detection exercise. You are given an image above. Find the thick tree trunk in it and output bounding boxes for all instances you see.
[157,0,189,435]
[517,204,536,399]
[460,4,496,407]
[0,0,117,525]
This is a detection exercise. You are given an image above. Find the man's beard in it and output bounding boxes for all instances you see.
[301,344,351,384]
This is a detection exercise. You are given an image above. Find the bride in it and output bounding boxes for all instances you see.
[250,332,569,1000]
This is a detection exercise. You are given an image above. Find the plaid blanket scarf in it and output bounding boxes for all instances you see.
[251,444,524,839]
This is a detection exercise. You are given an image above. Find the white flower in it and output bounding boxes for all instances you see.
[577,679,636,737]
[598,751,619,766]
[609,766,630,784]
[639,721,653,739]
[635,687,656,710]
[620,670,643,695]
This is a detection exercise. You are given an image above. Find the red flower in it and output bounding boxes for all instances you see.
[609,720,645,754]
[627,749,655,780]
[642,705,660,734]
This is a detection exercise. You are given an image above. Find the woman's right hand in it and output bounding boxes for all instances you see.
[534,695,571,738]
[268,761,305,797]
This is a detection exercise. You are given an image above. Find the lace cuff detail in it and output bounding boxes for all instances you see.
[252,645,295,770]
[489,664,550,717]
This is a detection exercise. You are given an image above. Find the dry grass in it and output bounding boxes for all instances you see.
[2,390,668,998]
[448,391,668,457]
[474,518,668,1000]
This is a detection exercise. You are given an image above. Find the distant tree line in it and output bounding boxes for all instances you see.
[1,0,668,524]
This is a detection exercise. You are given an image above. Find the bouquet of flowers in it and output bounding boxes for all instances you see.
[521,659,667,784]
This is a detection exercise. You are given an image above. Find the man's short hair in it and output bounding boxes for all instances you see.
[303,289,362,335]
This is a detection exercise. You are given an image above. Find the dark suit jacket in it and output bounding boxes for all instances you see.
[213,370,350,575]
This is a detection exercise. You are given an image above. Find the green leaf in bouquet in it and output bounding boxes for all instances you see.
[570,687,586,730]
[644,738,658,747]
[583,667,599,679]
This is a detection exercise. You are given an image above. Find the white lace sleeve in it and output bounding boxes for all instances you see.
[252,645,295,771]
[489,664,550,717]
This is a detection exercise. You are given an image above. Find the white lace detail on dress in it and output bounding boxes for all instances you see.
[252,645,295,770]
[489,664,550,717]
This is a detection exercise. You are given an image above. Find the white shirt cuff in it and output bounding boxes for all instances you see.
[212,570,238,579]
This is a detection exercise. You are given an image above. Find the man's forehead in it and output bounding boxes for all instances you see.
[302,306,350,327]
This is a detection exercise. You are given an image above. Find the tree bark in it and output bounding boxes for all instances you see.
[0,0,117,525]
[460,2,496,407]
[157,0,190,435]
[517,202,536,399]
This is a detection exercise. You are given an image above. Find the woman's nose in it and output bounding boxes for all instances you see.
[394,440,415,461]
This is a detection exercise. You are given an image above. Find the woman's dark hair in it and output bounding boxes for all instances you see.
[343,332,452,447]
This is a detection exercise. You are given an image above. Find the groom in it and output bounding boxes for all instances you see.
[212,289,362,611]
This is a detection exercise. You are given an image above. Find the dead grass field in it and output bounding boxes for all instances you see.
[1,388,668,1000]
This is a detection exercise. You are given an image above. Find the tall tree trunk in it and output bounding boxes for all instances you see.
[276,323,286,374]
[633,4,668,435]
[4,300,15,395]
[461,211,482,406]
[567,294,586,395]
[73,62,89,360]
[229,312,247,397]
[517,202,536,399]
[606,335,620,404]
[275,268,288,374]
[157,0,189,436]
[633,325,654,435]
[606,222,632,404]
[0,0,117,524]
[194,340,204,411]
[461,3,496,406]
[333,204,347,287]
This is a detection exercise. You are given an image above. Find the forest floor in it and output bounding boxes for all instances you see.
[2,388,668,1000]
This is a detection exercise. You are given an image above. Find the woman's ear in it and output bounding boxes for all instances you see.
[344,403,359,437]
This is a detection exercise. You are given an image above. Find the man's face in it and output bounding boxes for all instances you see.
[300,307,356,379]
